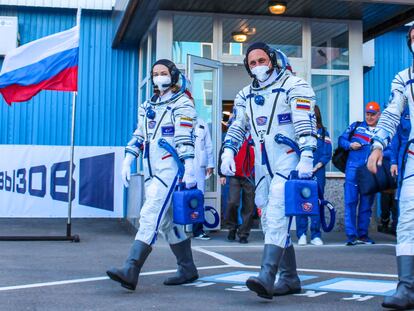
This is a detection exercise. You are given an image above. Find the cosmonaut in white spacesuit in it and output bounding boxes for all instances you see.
[221,42,317,299]
[106,59,198,291]
[367,25,414,310]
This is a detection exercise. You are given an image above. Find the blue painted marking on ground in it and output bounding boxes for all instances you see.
[303,277,397,296]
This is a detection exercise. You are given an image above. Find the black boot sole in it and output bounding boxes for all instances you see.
[246,278,273,299]
[106,270,136,291]
[273,287,302,296]
[163,275,198,286]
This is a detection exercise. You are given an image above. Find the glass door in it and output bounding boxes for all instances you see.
[187,55,222,230]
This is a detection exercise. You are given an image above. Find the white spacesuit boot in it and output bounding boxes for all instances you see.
[106,240,152,291]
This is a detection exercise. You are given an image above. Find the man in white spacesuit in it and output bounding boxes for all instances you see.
[221,42,317,299]
[367,25,414,310]
[106,59,198,291]
[192,118,215,240]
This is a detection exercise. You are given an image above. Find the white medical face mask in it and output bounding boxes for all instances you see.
[251,65,271,82]
[153,75,171,92]
[411,42,414,53]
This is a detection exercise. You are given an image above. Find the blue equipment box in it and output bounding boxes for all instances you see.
[285,178,319,217]
[173,186,205,225]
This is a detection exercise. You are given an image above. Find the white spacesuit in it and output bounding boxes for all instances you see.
[369,25,414,310]
[107,59,198,291]
[192,118,215,239]
[194,118,215,194]
[221,42,316,300]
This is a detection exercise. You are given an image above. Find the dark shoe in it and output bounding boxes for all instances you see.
[194,233,211,240]
[227,229,236,241]
[378,224,389,233]
[273,245,301,296]
[382,256,414,310]
[239,237,248,244]
[357,236,375,245]
[246,244,284,299]
[164,238,199,285]
[346,237,358,246]
[106,240,152,290]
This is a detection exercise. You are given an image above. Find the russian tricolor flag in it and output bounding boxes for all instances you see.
[0,25,79,105]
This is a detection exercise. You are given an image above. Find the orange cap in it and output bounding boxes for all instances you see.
[365,101,380,113]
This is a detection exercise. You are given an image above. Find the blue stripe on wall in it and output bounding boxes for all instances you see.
[0,7,138,147]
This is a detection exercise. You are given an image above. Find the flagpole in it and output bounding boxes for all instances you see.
[67,90,77,238]
[65,8,81,241]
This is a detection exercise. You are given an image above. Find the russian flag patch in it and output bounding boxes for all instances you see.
[180,117,193,128]
[296,98,311,111]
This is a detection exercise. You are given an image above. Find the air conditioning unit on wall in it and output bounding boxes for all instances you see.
[0,16,18,56]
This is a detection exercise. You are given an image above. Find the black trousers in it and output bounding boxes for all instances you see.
[225,176,255,238]
[380,191,398,229]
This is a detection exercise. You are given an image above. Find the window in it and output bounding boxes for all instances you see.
[173,15,213,65]
[312,74,349,172]
[201,43,213,59]
[312,22,349,70]
[203,80,213,106]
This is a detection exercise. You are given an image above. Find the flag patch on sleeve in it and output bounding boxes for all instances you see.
[296,98,311,110]
[180,117,193,128]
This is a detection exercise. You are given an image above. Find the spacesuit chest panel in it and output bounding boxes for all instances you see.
[144,103,173,142]
[248,80,290,142]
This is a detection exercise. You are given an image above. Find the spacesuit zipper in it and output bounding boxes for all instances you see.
[145,142,153,177]
[145,105,170,179]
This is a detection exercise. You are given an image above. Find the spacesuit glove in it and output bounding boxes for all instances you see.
[121,153,135,188]
[296,150,314,178]
[220,149,236,176]
[183,159,197,189]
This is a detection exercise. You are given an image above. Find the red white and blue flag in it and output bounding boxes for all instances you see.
[0,19,79,105]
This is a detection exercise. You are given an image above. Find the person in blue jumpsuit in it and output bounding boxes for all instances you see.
[339,101,381,245]
[296,105,332,246]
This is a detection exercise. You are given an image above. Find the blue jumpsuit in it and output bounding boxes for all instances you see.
[296,127,332,239]
[339,121,375,241]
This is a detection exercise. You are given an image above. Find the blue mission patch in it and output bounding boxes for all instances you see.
[161,126,175,136]
[278,113,292,125]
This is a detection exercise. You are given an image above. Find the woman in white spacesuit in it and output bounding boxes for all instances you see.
[106,59,198,291]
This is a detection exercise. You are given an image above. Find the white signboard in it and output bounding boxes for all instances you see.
[0,145,124,217]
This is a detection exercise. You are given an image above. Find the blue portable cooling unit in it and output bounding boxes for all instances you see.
[172,184,205,225]
[285,172,319,217]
